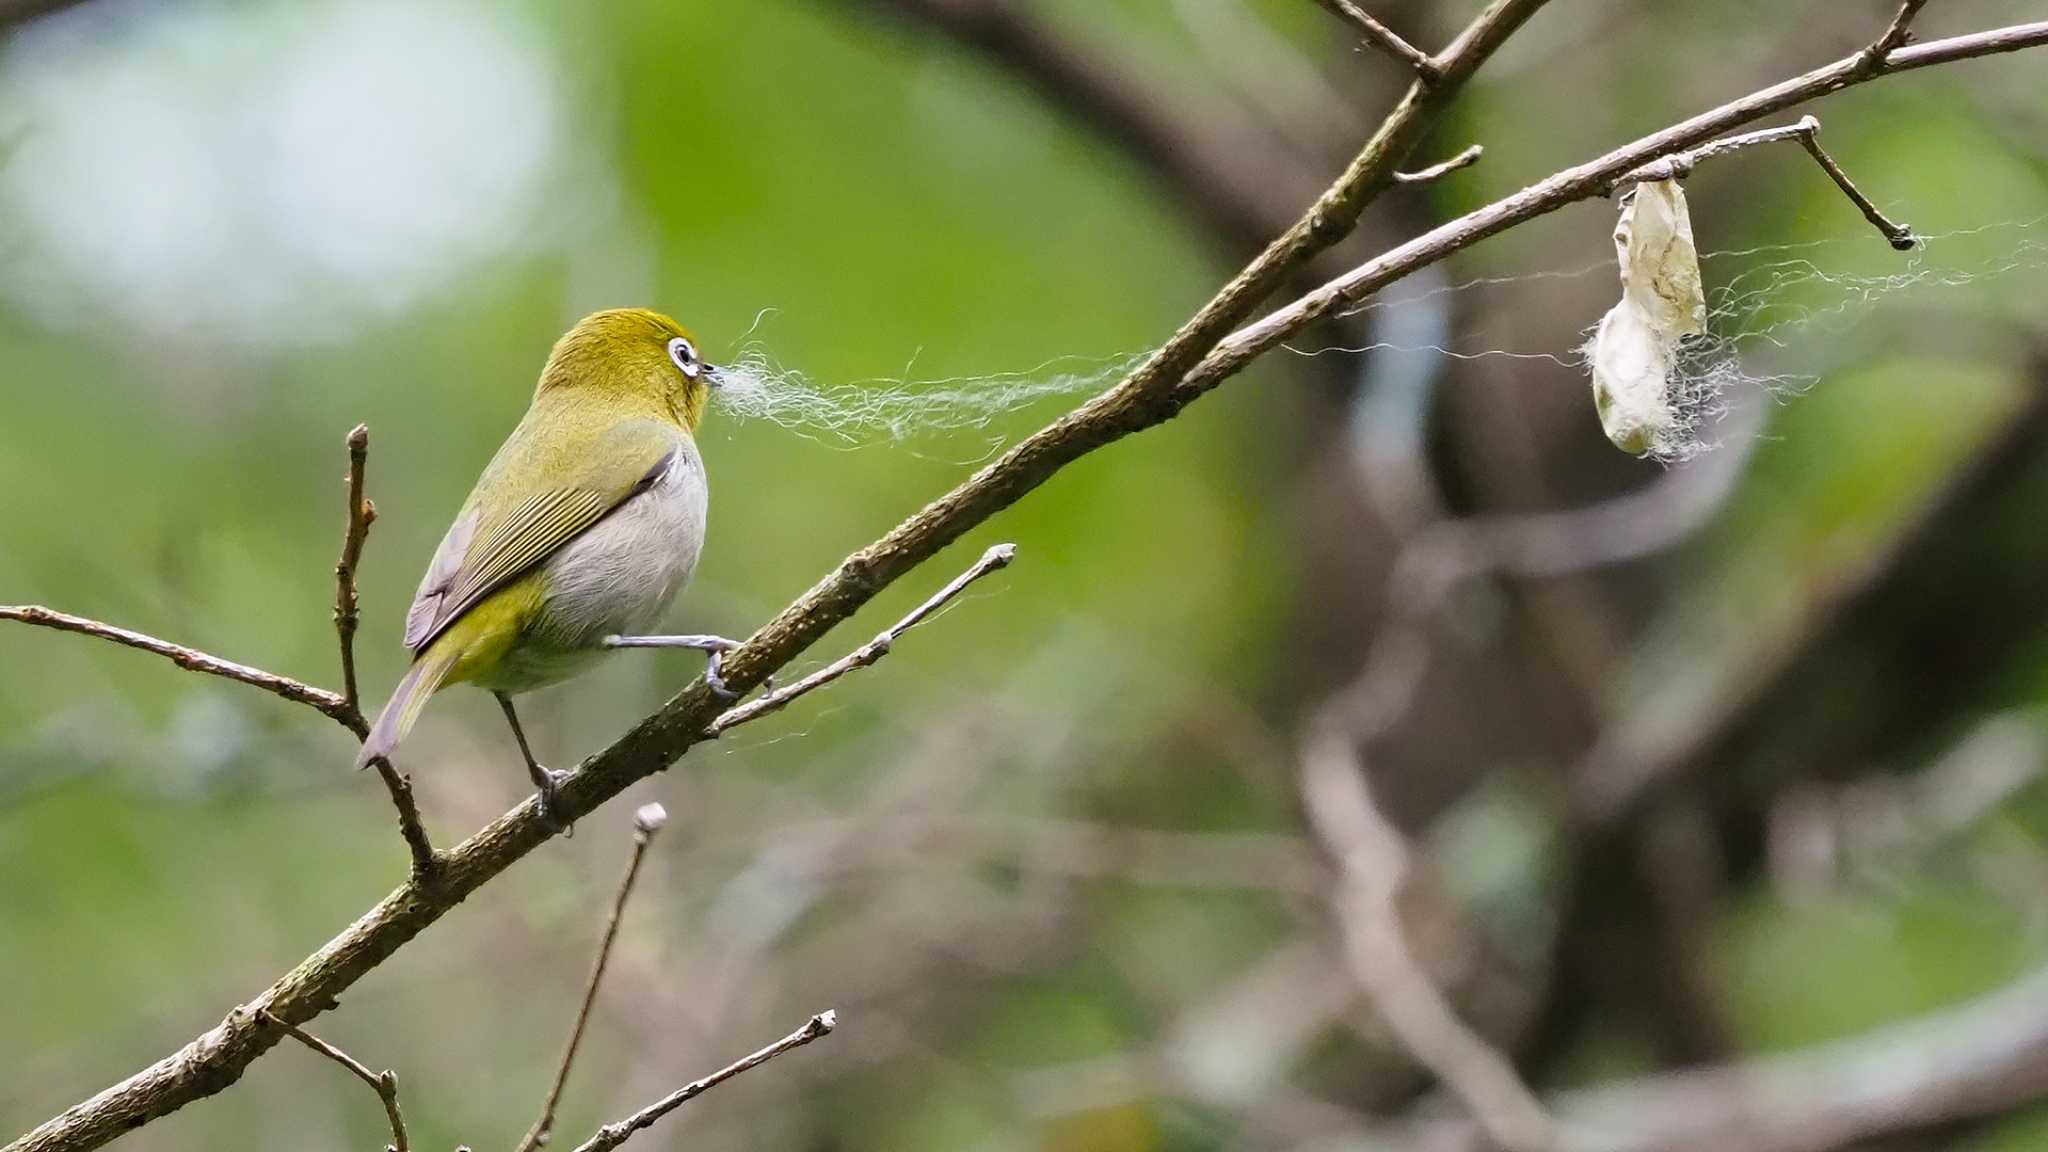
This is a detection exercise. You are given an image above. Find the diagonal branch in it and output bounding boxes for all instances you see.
[260,1012,409,1152]
[1303,722,1556,1152]
[516,805,668,1152]
[1193,20,2048,387]
[1309,0,1440,81]
[708,543,1015,735]
[1793,119,1918,249]
[1865,0,1932,67]
[19,12,2048,1152]
[566,1011,837,1152]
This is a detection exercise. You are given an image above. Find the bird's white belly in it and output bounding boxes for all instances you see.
[489,444,707,691]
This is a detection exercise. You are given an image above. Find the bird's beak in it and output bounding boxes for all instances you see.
[704,363,725,389]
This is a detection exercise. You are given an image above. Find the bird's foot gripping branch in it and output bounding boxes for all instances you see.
[1,423,1000,1150]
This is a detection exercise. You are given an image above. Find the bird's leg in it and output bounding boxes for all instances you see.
[496,691,572,834]
[603,633,746,700]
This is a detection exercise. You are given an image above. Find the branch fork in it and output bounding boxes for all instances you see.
[1863,0,1931,70]
[1310,0,1441,82]
[707,542,1017,736]
[260,1012,410,1152]
[1616,115,1917,249]
[0,425,438,877]
[10,3,2048,1150]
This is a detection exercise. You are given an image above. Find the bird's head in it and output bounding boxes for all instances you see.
[536,308,720,431]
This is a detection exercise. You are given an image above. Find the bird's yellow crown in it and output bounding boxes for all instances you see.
[537,307,714,430]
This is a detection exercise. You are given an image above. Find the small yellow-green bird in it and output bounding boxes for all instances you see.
[356,308,738,825]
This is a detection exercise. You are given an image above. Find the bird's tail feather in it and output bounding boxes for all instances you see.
[355,646,459,770]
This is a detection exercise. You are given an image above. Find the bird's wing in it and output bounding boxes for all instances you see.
[402,418,681,655]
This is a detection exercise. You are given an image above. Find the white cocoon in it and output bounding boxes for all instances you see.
[1586,178,1706,457]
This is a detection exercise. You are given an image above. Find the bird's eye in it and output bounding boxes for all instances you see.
[667,336,702,380]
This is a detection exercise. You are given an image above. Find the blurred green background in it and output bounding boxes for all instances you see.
[5,1,2048,1150]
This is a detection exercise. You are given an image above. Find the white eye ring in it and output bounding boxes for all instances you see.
[667,336,702,380]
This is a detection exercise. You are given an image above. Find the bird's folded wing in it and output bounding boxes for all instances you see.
[402,418,680,655]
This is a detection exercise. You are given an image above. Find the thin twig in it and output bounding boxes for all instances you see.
[1394,143,1484,185]
[367,757,438,879]
[1616,116,1915,248]
[0,606,352,722]
[566,1012,837,1152]
[0,424,438,879]
[1199,20,2043,377]
[18,13,2048,1152]
[325,425,438,876]
[516,805,669,1152]
[1612,120,1814,184]
[1796,120,1918,249]
[1302,724,1556,1152]
[1310,0,1440,81]
[707,543,1017,735]
[260,1012,409,1152]
[1865,0,1932,68]
[335,424,376,717]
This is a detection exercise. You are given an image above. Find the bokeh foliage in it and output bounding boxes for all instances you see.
[5,2,2048,1150]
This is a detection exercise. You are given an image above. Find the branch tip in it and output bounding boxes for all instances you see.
[515,807,665,1152]
[708,543,1020,734]
[329,421,438,871]
[566,1011,840,1152]
[1606,117,1914,249]
[1395,143,1484,185]
[0,605,353,722]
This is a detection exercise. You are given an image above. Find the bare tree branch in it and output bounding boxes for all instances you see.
[260,1012,409,1152]
[516,805,669,1152]
[1,425,438,876]
[1368,962,2048,1152]
[15,12,2048,1152]
[1310,0,1441,81]
[565,1011,837,1152]
[365,756,437,880]
[1198,21,2048,384]
[1303,722,1557,1152]
[1865,0,1932,67]
[707,543,1015,735]
[325,426,439,877]
[1793,119,1917,249]
[335,424,375,717]
[0,605,352,723]
[1395,143,1484,185]
[1619,116,1915,248]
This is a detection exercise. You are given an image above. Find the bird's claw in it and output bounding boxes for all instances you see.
[704,649,739,702]
[535,767,575,836]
